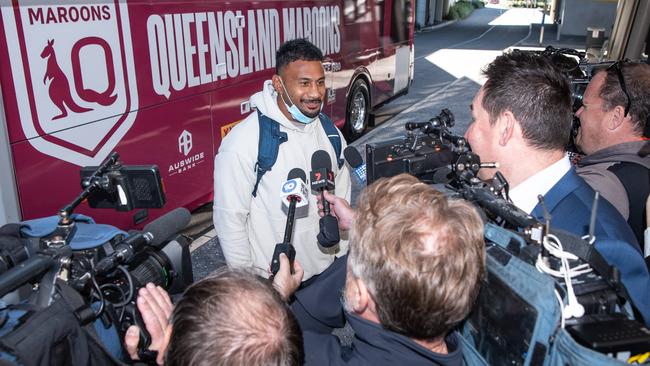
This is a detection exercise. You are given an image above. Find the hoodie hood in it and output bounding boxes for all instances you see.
[250,80,317,132]
[578,140,650,168]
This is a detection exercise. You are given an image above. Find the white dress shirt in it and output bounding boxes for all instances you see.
[509,154,572,214]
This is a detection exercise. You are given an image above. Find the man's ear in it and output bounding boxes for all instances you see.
[271,74,283,94]
[498,110,517,146]
[607,105,627,131]
[355,277,372,314]
[347,276,371,314]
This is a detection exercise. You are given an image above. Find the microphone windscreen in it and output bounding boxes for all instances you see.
[287,168,307,182]
[317,215,340,248]
[343,146,363,169]
[311,150,332,171]
[144,207,191,247]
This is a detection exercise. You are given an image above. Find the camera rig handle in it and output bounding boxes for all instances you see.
[59,152,121,225]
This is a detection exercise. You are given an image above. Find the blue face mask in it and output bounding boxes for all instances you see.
[278,78,322,124]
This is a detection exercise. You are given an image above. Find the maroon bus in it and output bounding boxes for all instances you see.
[0,0,414,228]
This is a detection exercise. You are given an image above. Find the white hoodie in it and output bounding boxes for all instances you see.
[213,80,351,280]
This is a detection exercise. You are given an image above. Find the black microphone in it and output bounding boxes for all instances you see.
[0,254,55,297]
[271,169,304,276]
[143,207,191,247]
[95,207,191,275]
[310,150,335,215]
[344,146,366,185]
[310,150,340,248]
[464,186,538,229]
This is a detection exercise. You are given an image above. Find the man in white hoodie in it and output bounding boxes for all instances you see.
[213,39,351,281]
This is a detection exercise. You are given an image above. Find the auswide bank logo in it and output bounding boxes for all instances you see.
[178,130,192,156]
[1,1,139,166]
[169,129,205,176]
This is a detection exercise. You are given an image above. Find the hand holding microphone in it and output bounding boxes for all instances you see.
[270,168,306,276]
[317,191,355,231]
[310,150,340,248]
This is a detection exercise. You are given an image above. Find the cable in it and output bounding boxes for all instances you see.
[109,265,134,308]
[535,233,593,278]
[536,233,585,320]
[90,273,105,317]
[554,289,566,329]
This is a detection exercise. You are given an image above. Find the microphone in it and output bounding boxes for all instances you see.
[310,150,340,248]
[95,207,191,275]
[143,207,191,247]
[344,146,366,185]
[310,150,335,214]
[280,169,309,210]
[271,169,304,276]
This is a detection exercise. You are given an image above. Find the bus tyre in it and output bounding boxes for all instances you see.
[344,79,370,141]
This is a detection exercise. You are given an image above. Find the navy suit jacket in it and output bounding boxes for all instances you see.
[530,168,650,325]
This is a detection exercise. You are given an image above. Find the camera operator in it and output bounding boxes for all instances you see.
[463,50,650,325]
[293,174,485,365]
[574,62,650,246]
[124,255,304,366]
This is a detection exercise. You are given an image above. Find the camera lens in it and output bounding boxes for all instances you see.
[571,83,587,112]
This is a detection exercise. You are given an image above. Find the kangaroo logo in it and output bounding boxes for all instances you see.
[2,2,139,166]
[40,39,92,120]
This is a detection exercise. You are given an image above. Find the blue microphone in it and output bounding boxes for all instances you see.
[344,146,366,185]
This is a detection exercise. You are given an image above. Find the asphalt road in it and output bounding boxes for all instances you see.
[371,6,533,128]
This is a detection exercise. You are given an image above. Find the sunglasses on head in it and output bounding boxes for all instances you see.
[606,60,631,117]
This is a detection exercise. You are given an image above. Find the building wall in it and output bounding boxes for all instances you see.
[559,0,618,37]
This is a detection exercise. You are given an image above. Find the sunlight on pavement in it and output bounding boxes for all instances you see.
[422,7,557,84]
[488,8,553,26]
[424,49,502,84]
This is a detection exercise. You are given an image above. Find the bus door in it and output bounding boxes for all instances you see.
[373,0,412,102]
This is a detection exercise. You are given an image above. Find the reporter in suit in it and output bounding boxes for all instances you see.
[464,50,650,325]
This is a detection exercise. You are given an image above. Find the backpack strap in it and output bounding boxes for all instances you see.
[319,113,344,169]
[253,112,342,197]
[253,111,288,197]
[607,161,650,246]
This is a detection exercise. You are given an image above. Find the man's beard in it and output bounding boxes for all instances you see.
[300,98,322,118]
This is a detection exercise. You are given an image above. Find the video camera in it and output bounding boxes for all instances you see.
[366,111,650,363]
[366,109,498,186]
[0,152,193,365]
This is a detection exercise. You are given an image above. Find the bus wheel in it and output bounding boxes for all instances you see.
[344,79,370,141]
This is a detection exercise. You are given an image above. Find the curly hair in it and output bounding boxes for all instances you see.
[276,38,323,74]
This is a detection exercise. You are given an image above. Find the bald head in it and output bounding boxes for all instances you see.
[165,269,303,366]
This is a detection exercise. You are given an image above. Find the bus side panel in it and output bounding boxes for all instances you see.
[328,0,378,125]
[10,93,213,227]
[328,0,413,126]
[0,0,348,228]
